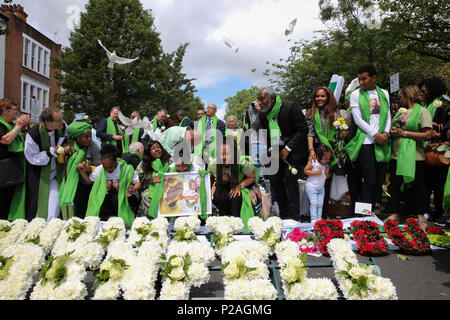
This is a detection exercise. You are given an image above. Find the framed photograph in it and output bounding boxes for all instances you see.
[158,172,212,217]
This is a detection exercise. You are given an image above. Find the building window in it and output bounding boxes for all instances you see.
[22,82,28,113]
[22,34,51,78]
[23,39,30,67]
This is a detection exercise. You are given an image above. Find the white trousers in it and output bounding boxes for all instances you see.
[46,177,61,222]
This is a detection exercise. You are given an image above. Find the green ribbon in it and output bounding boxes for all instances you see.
[85,159,135,228]
[58,140,85,220]
[238,156,259,232]
[147,159,170,218]
[395,104,421,184]
[0,117,26,221]
[312,110,338,168]
[423,96,443,148]
[194,115,219,158]
[346,86,390,162]
[106,117,121,148]
[265,96,282,146]
[37,124,64,220]
[122,128,140,154]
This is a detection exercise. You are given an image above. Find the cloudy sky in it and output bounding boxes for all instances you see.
[14,0,325,119]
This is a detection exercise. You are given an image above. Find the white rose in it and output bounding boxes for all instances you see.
[281,266,298,283]
[168,267,185,281]
[333,120,341,128]
[342,124,349,130]
[291,168,298,175]
[170,257,184,268]
[286,258,302,269]
[433,100,443,108]
[223,263,239,279]
[56,146,65,155]
[184,230,194,239]
[83,115,89,120]
[109,268,121,281]
[348,266,367,279]
[161,126,166,131]
[398,107,408,114]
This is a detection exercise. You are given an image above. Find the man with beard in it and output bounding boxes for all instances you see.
[96,106,125,156]
[255,87,308,220]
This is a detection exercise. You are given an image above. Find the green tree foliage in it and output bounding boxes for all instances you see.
[52,0,202,122]
[264,0,448,108]
[224,86,260,128]
[0,0,13,36]
[378,0,449,62]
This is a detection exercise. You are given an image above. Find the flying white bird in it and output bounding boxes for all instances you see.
[285,18,297,36]
[223,37,239,53]
[118,111,151,138]
[97,39,139,68]
[345,77,360,97]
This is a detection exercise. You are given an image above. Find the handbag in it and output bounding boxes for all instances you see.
[425,142,450,167]
[0,157,24,188]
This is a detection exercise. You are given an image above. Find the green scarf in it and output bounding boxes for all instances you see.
[152,116,166,132]
[194,115,219,158]
[106,117,121,147]
[313,110,338,167]
[238,156,259,233]
[346,86,390,162]
[0,117,26,221]
[423,97,443,148]
[179,116,189,127]
[147,159,170,218]
[37,124,64,220]
[58,122,92,220]
[85,158,135,228]
[265,96,282,146]
[395,104,421,184]
[122,128,140,154]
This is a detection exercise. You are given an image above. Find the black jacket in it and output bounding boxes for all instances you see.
[258,99,308,163]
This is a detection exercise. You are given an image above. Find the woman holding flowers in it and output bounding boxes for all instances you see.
[385,85,433,228]
[306,86,349,217]
[136,140,171,218]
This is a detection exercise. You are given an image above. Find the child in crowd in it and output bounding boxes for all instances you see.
[304,144,332,223]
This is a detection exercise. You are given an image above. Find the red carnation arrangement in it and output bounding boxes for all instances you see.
[425,226,445,235]
[350,220,388,256]
[384,218,430,255]
[313,220,344,256]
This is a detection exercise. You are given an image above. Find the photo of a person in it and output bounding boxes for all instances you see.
[181,179,200,212]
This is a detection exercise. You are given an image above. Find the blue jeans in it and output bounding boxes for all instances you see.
[305,186,325,221]
[250,144,267,187]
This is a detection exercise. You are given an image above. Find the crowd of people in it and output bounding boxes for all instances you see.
[1,63,449,230]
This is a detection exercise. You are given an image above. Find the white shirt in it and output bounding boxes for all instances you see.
[24,129,66,181]
[90,163,139,184]
[350,88,391,145]
[305,160,328,190]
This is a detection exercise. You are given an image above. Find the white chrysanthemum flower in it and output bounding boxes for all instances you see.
[159,279,190,300]
[174,215,201,232]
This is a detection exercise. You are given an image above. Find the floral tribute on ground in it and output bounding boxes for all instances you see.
[158,215,214,300]
[220,240,277,300]
[286,228,320,255]
[247,216,282,253]
[313,220,344,256]
[328,238,397,300]
[351,221,388,256]
[274,240,338,300]
[206,216,244,256]
[384,218,430,255]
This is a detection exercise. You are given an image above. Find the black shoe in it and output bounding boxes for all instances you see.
[435,215,450,227]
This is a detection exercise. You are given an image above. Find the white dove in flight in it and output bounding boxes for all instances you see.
[97,39,139,68]
[345,77,360,97]
[223,37,239,53]
[285,18,297,36]
[118,111,148,136]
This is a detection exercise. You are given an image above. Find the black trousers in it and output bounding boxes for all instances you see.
[348,145,387,205]
[0,185,15,220]
[386,160,427,218]
[73,183,93,218]
[213,184,243,217]
[267,158,301,219]
[424,165,447,218]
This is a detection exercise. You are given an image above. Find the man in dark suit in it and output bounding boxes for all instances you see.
[255,87,308,220]
[96,106,124,155]
[176,110,195,129]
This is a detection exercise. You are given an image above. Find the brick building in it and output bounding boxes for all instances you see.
[0,4,61,120]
